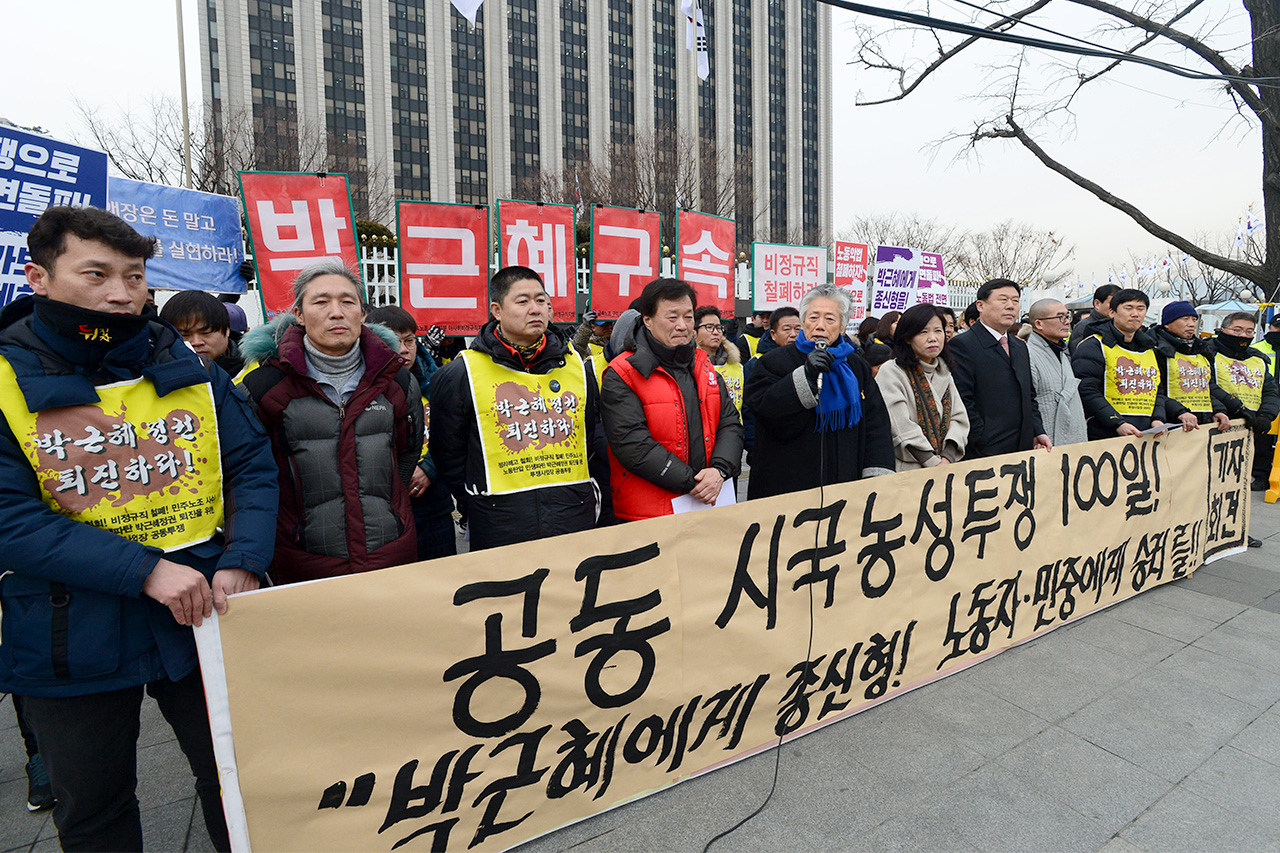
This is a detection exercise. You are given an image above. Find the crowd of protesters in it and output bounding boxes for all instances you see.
[2,206,1279,850]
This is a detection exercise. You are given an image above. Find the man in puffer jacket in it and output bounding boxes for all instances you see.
[239,259,423,583]
[1151,301,1231,430]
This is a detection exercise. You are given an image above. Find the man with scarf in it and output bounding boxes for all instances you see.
[744,283,894,499]
[1152,301,1231,432]
[1205,312,1280,502]
[601,279,743,520]
[1255,313,1280,490]
[430,266,605,548]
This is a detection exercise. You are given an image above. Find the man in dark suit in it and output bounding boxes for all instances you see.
[950,278,1053,457]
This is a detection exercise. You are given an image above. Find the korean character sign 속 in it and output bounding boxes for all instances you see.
[239,171,362,317]
[676,209,735,314]
[590,205,661,320]
[397,201,489,336]
[751,242,828,313]
[497,199,578,323]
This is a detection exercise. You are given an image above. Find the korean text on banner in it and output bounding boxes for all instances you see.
[197,425,1253,853]
[590,206,660,320]
[397,202,489,335]
[239,172,360,317]
[0,127,108,307]
[677,209,735,313]
[107,178,244,293]
[833,241,869,326]
[871,245,922,313]
[498,200,577,323]
[916,252,948,307]
[751,242,828,312]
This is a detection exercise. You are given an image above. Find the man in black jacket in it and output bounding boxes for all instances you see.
[949,279,1052,457]
[430,266,604,550]
[1204,312,1280,500]
[1068,283,1118,355]
[1152,301,1231,430]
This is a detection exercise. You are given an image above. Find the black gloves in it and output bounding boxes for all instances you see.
[804,347,835,382]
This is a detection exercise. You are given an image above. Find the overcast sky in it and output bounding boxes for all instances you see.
[1,0,1262,285]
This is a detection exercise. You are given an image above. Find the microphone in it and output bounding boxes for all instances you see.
[813,337,827,396]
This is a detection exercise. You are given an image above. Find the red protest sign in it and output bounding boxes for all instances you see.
[497,200,577,323]
[397,202,489,336]
[676,210,735,314]
[590,205,660,320]
[240,172,360,317]
[833,241,870,322]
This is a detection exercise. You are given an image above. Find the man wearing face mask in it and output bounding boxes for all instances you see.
[1204,312,1280,504]
[601,279,743,520]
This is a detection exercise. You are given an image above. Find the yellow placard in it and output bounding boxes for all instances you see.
[1103,343,1159,416]
[461,350,590,495]
[1167,351,1213,412]
[0,356,223,552]
[713,361,744,410]
[200,427,1252,853]
[1215,353,1266,411]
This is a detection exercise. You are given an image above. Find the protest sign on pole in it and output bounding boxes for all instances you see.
[197,425,1252,852]
[0,127,108,306]
[397,201,489,335]
[239,172,360,318]
[870,245,923,313]
[833,241,870,330]
[589,205,660,319]
[107,178,244,293]
[750,242,828,312]
[916,251,948,307]
[676,209,735,314]
[497,200,577,323]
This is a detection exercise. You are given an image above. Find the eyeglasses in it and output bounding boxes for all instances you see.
[397,335,418,348]
[697,324,723,333]
[1040,314,1071,323]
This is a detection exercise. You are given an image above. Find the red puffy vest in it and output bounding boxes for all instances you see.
[608,348,722,520]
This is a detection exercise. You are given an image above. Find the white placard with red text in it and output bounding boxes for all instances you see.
[676,210,735,314]
[751,242,828,312]
[397,201,490,336]
[833,241,870,327]
[498,200,577,323]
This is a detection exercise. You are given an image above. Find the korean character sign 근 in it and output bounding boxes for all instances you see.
[497,200,578,323]
[590,205,661,320]
[397,201,490,336]
[239,172,362,317]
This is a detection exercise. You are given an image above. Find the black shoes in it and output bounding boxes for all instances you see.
[1248,536,1264,549]
[25,755,54,812]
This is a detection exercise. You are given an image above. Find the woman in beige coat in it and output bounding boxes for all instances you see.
[875,303,970,470]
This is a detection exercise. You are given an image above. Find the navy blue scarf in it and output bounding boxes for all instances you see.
[795,332,862,432]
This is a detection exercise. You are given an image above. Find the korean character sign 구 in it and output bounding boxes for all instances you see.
[397,201,490,336]
[106,178,244,293]
[676,209,735,314]
[239,172,362,317]
[0,127,108,307]
[497,200,578,323]
[751,242,829,313]
[589,205,661,320]
[832,241,870,326]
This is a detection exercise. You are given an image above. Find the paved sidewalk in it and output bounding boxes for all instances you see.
[3,493,1279,852]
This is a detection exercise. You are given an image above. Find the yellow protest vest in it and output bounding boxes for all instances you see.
[1103,343,1159,416]
[0,356,223,552]
[1215,353,1266,411]
[1165,351,1212,413]
[418,392,431,464]
[714,361,745,410]
[461,349,590,495]
[745,334,761,359]
[589,352,608,389]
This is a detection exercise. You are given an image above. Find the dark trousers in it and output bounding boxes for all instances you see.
[1255,429,1277,484]
[412,485,458,561]
[11,694,39,760]
[20,670,230,852]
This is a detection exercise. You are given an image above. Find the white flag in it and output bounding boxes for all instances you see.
[1235,223,1245,248]
[1245,205,1263,236]
[451,0,484,26]
[681,0,710,81]
[1119,268,1127,283]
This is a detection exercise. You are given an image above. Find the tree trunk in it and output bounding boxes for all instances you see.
[1246,0,1280,299]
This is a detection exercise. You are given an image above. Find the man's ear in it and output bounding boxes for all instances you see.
[24,262,49,297]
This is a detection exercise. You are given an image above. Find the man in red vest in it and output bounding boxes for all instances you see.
[601,279,743,520]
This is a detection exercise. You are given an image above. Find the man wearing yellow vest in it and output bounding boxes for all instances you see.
[734,309,771,361]
[0,207,278,850]
[430,265,604,550]
[1251,313,1280,491]
[1205,311,1280,496]
[1072,288,1182,440]
[1152,301,1231,431]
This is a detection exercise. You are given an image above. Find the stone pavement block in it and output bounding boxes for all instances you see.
[137,695,173,749]
[1194,621,1280,675]
[959,631,1146,722]
[27,839,60,853]
[1152,644,1280,710]
[1066,611,1186,667]
[1060,669,1259,783]
[1106,596,1219,644]
[922,763,1113,852]
[1180,746,1280,833]
[1229,707,1280,765]
[1175,570,1273,607]
[1096,836,1144,853]
[140,798,196,853]
[1119,787,1278,852]
[1140,584,1247,623]
[1197,556,1280,589]
[834,808,980,853]
[1254,591,1280,615]
[0,716,29,786]
[0,777,48,852]
[875,676,1048,759]
[187,801,217,853]
[1223,606,1280,642]
[136,738,198,811]
[994,725,1172,834]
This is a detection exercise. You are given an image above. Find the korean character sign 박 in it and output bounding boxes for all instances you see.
[240,172,362,316]
[498,199,578,323]
[590,205,661,320]
[750,242,828,313]
[397,201,490,335]
[677,209,736,314]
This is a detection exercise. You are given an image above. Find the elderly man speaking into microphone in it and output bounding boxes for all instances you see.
[744,283,895,499]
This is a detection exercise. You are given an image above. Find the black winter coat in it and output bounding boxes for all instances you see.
[1151,326,1229,423]
[744,344,895,499]
[1202,332,1280,428]
[1071,321,1168,440]
[429,322,605,551]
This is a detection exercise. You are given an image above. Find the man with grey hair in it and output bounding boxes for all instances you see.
[1026,298,1087,445]
[239,259,424,583]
